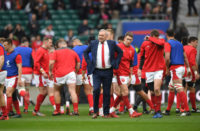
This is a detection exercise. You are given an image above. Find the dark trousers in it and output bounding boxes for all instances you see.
[93,68,113,115]
[188,0,198,15]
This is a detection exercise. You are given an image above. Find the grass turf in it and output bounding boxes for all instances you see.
[0,104,200,131]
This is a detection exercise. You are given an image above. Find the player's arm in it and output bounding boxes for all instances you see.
[16,55,23,87]
[0,46,4,70]
[148,37,165,47]
[84,43,92,66]
[49,51,56,80]
[75,53,80,73]
[164,42,171,75]
[190,50,199,79]
[183,52,191,75]
[114,43,123,69]
[138,43,145,76]
[82,56,87,81]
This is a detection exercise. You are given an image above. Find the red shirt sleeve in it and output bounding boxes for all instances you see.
[0,46,4,56]
[34,49,44,70]
[49,51,55,60]
[15,54,22,64]
[149,37,165,46]
[139,42,145,69]
[165,42,171,53]
[82,56,87,71]
[190,49,197,67]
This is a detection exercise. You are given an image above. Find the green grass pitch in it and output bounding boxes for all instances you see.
[0,104,200,131]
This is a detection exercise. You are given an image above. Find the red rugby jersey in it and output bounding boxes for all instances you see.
[116,43,135,76]
[52,47,80,77]
[139,37,165,72]
[34,47,49,75]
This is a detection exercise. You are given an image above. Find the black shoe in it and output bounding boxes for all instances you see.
[162,110,170,115]
[180,111,191,116]
[12,114,22,118]
[176,108,180,113]
[191,108,200,113]
[8,111,16,116]
[143,110,150,114]
[66,107,70,115]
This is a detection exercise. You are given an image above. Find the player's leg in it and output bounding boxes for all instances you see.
[0,71,8,120]
[23,75,32,113]
[66,72,79,115]
[83,82,94,115]
[48,82,56,111]
[33,75,47,116]
[188,82,199,112]
[152,71,164,118]
[173,67,190,116]
[52,84,62,116]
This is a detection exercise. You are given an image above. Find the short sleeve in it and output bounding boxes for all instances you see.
[0,46,4,56]
[15,54,22,64]
[165,42,171,53]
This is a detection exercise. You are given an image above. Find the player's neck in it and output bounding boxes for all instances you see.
[42,45,48,49]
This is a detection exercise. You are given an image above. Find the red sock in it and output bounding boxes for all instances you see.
[176,93,180,109]
[49,96,55,106]
[146,99,154,109]
[166,91,175,111]
[34,94,46,112]
[13,100,21,115]
[122,96,132,109]
[19,90,26,97]
[56,104,60,112]
[155,95,162,112]
[24,91,30,110]
[6,97,13,113]
[98,93,103,108]
[151,95,155,109]
[180,91,189,111]
[119,101,124,112]
[114,96,122,108]
[110,94,114,107]
[87,94,93,108]
[189,92,196,109]
[1,106,7,116]
[73,103,78,112]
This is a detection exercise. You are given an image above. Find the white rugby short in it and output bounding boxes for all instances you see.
[21,74,32,84]
[0,71,7,85]
[34,74,49,87]
[145,70,164,83]
[55,71,76,86]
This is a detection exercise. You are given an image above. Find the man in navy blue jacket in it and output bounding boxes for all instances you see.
[84,29,123,118]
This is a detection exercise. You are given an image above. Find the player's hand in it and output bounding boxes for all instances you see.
[49,72,54,80]
[195,71,200,80]
[82,74,86,81]
[18,79,23,87]
[144,36,149,41]
[138,69,141,77]
[187,67,191,76]
[42,72,48,79]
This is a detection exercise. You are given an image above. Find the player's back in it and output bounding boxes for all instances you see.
[6,49,19,77]
[15,46,32,67]
[168,39,184,65]
[54,48,79,77]
[73,45,88,63]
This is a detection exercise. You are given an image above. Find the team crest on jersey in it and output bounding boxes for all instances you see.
[6,60,11,67]
[121,78,125,82]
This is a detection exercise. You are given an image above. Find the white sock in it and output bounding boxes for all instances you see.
[99,108,104,116]
[128,108,134,115]
[61,106,64,112]
[66,101,70,107]
[89,107,94,111]
[109,107,116,113]
[53,105,56,110]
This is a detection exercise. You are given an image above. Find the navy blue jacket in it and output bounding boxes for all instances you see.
[84,40,123,74]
